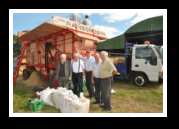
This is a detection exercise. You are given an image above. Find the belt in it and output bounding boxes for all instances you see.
[72,72,83,74]
[101,77,112,80]
[85,70,92,73]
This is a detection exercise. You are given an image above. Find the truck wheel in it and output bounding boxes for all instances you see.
[132,73,147,87]
[23,69,31,80]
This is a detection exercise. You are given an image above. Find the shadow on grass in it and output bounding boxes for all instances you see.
[113,80,162,90]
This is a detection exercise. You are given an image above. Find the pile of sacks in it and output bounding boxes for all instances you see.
[36,87,90,113]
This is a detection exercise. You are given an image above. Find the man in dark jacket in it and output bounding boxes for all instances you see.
[54,54,72,89]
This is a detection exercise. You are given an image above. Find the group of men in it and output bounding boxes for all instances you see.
[54,51,119,111]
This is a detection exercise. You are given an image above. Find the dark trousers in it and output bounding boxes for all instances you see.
[85,71,95,98]
[94,77,101,103]
[72,72,83,97]
[101,77,112,110]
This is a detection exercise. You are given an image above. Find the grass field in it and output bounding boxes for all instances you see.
[13,78,163,113]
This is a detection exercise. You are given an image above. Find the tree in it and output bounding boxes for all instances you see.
[13,34,21,57]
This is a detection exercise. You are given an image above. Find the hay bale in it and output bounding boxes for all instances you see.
[22,71,46,87]
[109,56,125,64]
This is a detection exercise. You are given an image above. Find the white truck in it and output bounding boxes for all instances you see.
[114,43,163,86]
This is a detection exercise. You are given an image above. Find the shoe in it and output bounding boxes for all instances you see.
[102,107,112,111]
[100,105,112,111]
[111,89,116,94]
[100,104,105,108]
[92,101,99,104]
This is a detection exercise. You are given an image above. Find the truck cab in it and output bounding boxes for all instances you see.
[130,44,163,86]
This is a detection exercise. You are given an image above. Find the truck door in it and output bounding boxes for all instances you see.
[132,46,160,82]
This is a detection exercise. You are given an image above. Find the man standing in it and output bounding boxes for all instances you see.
[92,53,102,104]
[54,54,72,89]
[82,51,95,99]
[71,52,85,97]
[99,51,119,111]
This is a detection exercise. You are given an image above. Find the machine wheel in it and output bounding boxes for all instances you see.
[132,73,147,87]
[23,69,32,80]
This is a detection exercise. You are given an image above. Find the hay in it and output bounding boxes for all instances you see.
[109,56,125,64]
[22,71,46,87]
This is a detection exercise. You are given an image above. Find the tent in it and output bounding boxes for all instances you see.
[96,16,163,51]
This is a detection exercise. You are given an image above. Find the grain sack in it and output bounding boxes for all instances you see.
[36,87,56,106]
[46,87,90,113]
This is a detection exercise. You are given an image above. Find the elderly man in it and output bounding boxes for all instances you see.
[92,52,102,104]
[82,51,95,99]
[99,51,119,111]
[54,54,72,88]
[72,52,85,97]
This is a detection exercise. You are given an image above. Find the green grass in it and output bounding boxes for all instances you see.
[13,80,163,113]
[108,81,163,113]
[13,82,59,113]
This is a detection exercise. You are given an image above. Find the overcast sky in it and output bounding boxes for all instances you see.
[13,9,164,38]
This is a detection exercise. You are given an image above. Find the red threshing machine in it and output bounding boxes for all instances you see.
[13,16,107,85]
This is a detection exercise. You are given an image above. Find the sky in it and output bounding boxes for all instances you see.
[13,9,164,38]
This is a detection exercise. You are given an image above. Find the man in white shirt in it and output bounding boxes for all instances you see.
[71,52,85,97]
[82,51,95,98]
[92,52,102,104]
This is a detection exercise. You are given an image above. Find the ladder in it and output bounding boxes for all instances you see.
[13,42,29,85]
